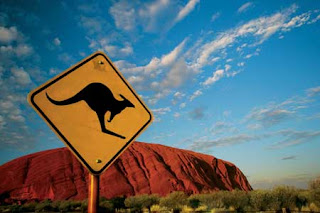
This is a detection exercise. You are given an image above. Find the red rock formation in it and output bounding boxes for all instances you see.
[0,142,252,203]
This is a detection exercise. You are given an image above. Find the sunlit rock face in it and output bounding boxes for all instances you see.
[0,141,252,203]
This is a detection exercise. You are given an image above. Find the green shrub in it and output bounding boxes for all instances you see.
[160,191,188,212]
[188,197,200,209]
[295,190,309,211]
[20,202,37,212]
[110,196,126,210]
[58,200,82,212]
[249,189,274,211]
[100,200,113,212]
[223,190,249,212]
[188,191,226,209]
[309,177,320,208]
[81,199,88,212]
[270,185,298,211]
[125,194,160,212]
[35,199,53,212]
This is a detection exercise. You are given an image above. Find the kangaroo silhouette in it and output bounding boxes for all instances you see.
[46,82,135,139]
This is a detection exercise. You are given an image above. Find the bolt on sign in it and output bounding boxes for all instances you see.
[28,51,153,175]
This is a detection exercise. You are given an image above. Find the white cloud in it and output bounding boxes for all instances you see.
[190,89,202,101]
[53,37,61,46]
[10,67,31,85]
[180,102,186,108]
[0,115,6,129]
[245,92,313,128]
[109,1,136,31]
[152,106,171,122]
[58,52,74,64]
[139,0,171,32]
[0,26,18,43]
[247,123,262,130]
[211,121,238,136]
[109,0,199,33]
[49,68,59,75]
[308,14,320,24]
[9,114,25,122]
[238,2,254,13]
[15,44,33,57]
[237,62,245,67]
[246,108,294,127]
[161,38,187,66]
[0,44,33,58]
[127,75,144,85]
[173,112,180,118]
[172,91,185,105]
[79,16,103,34]
[160,58,191,89]
[114,38,189,95]
[211,12,220,22]
[174,91,185,99]
[174,0,200,23]
[225,64,231,71]
[307,86,320,97]
[140,0,169,17]
[96,40,133,57]
[269,130,320,149]
[203,69,224,86]
[197,35,235,68]
[152,107,171,115]
[282,12,311,31]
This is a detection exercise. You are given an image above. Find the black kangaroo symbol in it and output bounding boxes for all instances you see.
[46,83,135,139]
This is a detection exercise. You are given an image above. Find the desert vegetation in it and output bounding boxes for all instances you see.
[1,178,319,213]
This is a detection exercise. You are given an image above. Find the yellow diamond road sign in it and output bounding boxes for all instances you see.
[28,51,153,175]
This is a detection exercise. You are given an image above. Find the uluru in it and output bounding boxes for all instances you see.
[0,142,252,203]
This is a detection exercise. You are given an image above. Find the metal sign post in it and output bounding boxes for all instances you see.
[88,174,99,213]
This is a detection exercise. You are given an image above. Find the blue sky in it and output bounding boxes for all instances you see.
[0,0,319,189]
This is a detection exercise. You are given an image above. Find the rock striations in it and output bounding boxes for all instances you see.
[0,142,252,203]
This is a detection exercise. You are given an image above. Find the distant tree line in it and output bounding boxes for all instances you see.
[1,177,319,213]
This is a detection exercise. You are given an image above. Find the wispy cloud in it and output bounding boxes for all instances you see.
[78,16,105,35]
[210,121,238,136]
[281,155,297,160]
[189,89,202,101]
[190,129,320,150]
[211,12,220,22]
[307,86,320,97]
[238,2,254,14]
[174,0,200,23]
[245,94,312,128]
[269,130,320,149]
[246,108,295,128]
[152,107,171,122]
[109,0,199,33]
[109,1,136,31]
[203,69,224,86]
